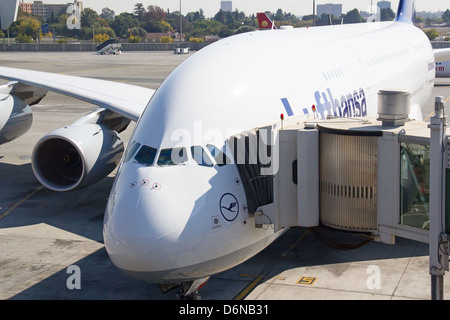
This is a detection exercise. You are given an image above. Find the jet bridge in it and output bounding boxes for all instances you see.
[229,92,450,299]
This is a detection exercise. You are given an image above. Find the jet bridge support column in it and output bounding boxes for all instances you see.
[429,96,448,300]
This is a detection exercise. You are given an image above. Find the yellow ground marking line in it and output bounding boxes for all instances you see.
[234,228,311,300]
[0,186,44,220]
[234,274,264,300]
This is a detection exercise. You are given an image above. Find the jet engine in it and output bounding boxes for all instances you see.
[0,94,33,145]
[32,109,129,192]
[0,81,49,145]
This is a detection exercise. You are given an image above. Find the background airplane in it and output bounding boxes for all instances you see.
[1,0,450,299]
[436,60,450,78]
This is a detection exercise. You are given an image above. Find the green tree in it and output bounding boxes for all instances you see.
[145,5,166,22]
[443,9,450,24]
[160,36,174,43]
[158,20,173,32]
[127,26,147,39]
[80,8,99,28]
[214,10,227,24]
[128,35,142,43]
[100,8,115,21]
[343,9,363,24]
[186,10,205,22]
[235,25,256,34]
[110,12,140,38]
[93,26,116,39]
[302,14,318,21]
[16,34,33,43]
[275,9,285,21]
[380,8,395,21]
[167,12,193,36]
[134,3,145,22]
[192,19,224,37]
[424,28,439,40]
[17,18,41,39]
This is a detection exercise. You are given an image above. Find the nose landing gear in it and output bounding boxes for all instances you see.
[177,277,210,300]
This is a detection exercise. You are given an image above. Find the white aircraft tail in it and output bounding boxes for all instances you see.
[395,0,415,23]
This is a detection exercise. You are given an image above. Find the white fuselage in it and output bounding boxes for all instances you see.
[436,60,450,78]
[103,21,435,283]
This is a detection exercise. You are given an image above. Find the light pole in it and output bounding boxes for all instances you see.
[179,0,182,45]
[313,0,316,27]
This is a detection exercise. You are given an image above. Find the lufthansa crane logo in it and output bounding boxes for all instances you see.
[219,193,239,222]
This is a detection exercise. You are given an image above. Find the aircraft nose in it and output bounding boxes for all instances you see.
[103,163,218,282]
[103,182,181,277]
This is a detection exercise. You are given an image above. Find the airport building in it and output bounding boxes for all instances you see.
[317,3,343,18]
[0,0,19,29]
[19,1,32,14]
[378,1,392,10]
[220,1,232,12]
[19,1,83,20]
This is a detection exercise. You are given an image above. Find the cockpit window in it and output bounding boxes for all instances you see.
[134,145,157,166]
[124,141,141,163]
[206,144,231,166]
[157,147,188,166]
[191,146,213,167]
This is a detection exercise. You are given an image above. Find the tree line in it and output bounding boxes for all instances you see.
[2,4,449,43]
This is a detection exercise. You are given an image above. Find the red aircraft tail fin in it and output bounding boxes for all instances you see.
[257,12,277,30]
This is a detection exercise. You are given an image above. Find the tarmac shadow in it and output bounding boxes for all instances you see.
[0,161,116,243]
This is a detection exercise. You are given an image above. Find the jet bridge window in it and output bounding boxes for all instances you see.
[191,146,213,167]
[157,147,188,166]
[134,145,157,166]
[400,142,430,229]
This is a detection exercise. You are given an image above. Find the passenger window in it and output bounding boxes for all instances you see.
[191,146,213,167]
[157,147,188,166]
[134,145,157,166]
[124,141,141,163]
[206,144,231,166]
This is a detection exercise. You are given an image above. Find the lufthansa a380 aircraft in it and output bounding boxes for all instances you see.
[1,0,450,299]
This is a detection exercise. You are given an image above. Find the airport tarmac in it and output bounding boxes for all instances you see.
[1,51,450,301]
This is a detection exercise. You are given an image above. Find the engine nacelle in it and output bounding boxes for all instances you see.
[0,94,33,145]
[32,123,124,191]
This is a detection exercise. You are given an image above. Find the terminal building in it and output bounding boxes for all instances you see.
[220,1,232,12]
[19,1,83,20]
[378,1,392,9]
[317,3,343,18]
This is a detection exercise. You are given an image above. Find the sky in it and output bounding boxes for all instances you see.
[40,0,448,18]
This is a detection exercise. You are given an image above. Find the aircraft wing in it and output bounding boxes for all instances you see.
[434,48,450,63]
[0,66,155,121]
